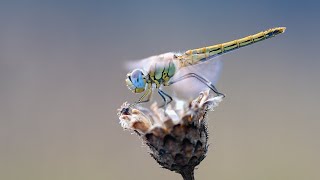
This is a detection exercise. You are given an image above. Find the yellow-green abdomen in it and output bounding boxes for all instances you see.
[179,27,286,67]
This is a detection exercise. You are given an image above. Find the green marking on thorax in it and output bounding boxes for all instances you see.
[147,60,177,88]
[168,62,175,77]
[155,65,163,80]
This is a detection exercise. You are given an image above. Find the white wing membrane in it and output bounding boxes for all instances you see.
[125,52,176,72]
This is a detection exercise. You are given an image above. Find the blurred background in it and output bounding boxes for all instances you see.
[1,0,319,180]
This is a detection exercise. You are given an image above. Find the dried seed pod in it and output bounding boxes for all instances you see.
[117,90,223,180]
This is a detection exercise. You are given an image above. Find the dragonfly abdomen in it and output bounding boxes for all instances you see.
[178,27,286,67]
[224,27,284,51]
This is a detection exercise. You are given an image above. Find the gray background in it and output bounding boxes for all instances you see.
[1,0,319,179]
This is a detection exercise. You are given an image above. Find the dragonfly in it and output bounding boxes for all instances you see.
[125,27,286,107]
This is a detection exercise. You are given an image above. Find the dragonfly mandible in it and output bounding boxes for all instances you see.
[125,27,286,107]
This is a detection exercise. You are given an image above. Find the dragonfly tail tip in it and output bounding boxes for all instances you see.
[278,27,286,33]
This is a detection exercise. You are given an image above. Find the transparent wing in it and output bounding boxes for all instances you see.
[125,52,175,72]
[170,57,223,98]
[125,56,156,72]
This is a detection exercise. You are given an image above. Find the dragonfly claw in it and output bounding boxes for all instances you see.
[217,92,226,98]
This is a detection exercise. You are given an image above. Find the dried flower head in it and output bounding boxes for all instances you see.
[117,90,223,180]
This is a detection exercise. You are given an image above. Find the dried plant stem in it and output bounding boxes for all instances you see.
[180,168,195,180]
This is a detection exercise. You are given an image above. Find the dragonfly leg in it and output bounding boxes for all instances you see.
[138,89,152,103]
[129,89,152,108]
[160,90,173,104]
[158,89,173,108]
[158,90,167,108]
[169,73,225,97]
[158,89,173,109]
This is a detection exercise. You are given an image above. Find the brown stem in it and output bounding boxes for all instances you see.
[179,167,195,180]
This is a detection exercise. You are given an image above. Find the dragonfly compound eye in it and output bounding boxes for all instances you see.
[126,69,146,93]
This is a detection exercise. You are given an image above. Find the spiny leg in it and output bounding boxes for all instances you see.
[159,89,173,105]
[129,89,152,108]
[158,90,167,108]
[158,89,173,108]
[137,88,152,103]
[169,73,225,97]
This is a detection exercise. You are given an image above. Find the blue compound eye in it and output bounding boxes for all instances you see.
[130,69,146,88]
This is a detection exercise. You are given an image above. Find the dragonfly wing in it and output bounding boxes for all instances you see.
[125,52,176,72]
[125,56,156,72]
[170,57,223,98]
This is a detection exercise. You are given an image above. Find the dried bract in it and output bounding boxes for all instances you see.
[117,90,223,179]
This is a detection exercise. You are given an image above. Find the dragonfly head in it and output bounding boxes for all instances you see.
[126,69,147,93]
